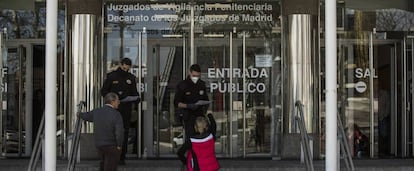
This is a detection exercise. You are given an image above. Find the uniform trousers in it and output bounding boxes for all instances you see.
[118,102,132,161]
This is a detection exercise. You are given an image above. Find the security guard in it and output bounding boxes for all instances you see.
[174,64,209,164]
[101,57,139,165]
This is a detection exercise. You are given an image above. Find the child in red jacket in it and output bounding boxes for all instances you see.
[179,114,220,171]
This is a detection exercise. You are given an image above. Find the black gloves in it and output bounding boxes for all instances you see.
[187,103,199,110]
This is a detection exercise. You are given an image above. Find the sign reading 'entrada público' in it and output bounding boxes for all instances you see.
[208,68,269,94]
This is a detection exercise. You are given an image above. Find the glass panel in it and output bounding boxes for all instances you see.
[155,42,185,155]
[3,46,25,156]
[196,34,230,156]
[336,32,372,159]
[375,42,393,157]
[335,31,398,158]
[318,1,414,159]
[401,37,414,157]
[408,38,414,156]
[238,36,280,155]
[0,6,65,40]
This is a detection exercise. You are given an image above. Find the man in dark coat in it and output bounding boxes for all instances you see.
[79,92,124,171]
[101,58,140,164]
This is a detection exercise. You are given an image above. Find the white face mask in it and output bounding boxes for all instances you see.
[191,76,199,84]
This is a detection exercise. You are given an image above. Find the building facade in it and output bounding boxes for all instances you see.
[0,0,414,160]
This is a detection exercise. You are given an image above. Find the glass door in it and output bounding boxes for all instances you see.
[238,33,281,157]
[1,39,47,157]
[194,31,232,157]
[195,30,280,157]
[336,31,400,158]
[2,43,27,157]
[114,28,187,158]
[149,33,186,157]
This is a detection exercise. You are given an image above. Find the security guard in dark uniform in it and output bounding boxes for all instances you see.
[174,64,209,164]
[101,58,140,165]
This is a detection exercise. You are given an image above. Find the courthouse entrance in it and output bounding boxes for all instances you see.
[103,0,282,158]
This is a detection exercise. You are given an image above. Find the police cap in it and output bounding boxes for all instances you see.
[121,58,132,66]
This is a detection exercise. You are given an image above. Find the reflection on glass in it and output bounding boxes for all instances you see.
[104,1,282,158]
[336,31,394,158]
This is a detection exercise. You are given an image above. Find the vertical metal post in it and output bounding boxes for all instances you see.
[283,14,317,133]
[45,0,58,169]
[18,45,23,157]
[190,3,194,64]
[391,42,397,156]
[156,44,160,157]
[63,4,69,159]
[182,34,186,79]
[69,13,98,161]
[402,37,407,157]
[411,38,414,157]
[242,31,246,158]
[325,0,338,170]
[369,32,375,158]
[26,44,33,156]
[143,27,154,158]
[229,32,233,158]
[0,32,3,156]
[137,31,142,158]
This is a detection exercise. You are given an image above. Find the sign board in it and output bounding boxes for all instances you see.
[355,81,367,93]
[255,54,272,67]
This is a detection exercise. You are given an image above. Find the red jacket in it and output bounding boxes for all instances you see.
[187,134,220,171]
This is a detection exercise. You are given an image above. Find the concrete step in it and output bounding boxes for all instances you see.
[4,158,414,171]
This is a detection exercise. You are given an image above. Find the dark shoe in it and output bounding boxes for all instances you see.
[119,160,126,165]
[176,148,186,165]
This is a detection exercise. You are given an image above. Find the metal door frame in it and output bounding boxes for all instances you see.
[404,35,414,157]
[2,39,44,157]
[410,36,414,157]
[367,36,399,158]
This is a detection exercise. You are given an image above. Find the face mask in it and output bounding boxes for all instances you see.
[191,76,199,84]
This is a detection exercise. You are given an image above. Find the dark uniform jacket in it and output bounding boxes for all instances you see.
[80,105,124,147]
[101,68,139,100]
[100,67,139,125]
[174,76,209,121]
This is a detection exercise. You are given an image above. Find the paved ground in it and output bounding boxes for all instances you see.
[4,158,414,171]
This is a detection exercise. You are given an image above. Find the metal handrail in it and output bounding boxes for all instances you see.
[27,112,45,171]
[294,101,314,171]
[337,112,355,171]
[67,101,85,171]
